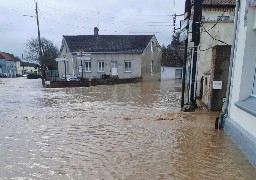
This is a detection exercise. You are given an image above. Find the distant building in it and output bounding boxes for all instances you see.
[57,27,162,81]
[161,43,184,80]
[183,0,236,110]
[0,52,17,77]
[17,61,40,75]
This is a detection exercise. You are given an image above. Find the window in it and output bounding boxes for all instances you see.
[112,61,117,68]
[151,41,154,52]
[85,61,91,72]
[151,61,154,73]
[125,61,131,72]
[98,61,104,72]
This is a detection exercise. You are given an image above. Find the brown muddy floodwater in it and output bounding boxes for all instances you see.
[0,78,255,180]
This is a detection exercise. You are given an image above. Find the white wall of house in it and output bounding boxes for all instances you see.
[224,0,256,167]
[16,61,22,75]
[198,8,235,105]
[202,7,235,21]
[161,67,183,80]
[18,65,38,74]
[58,47,74,78]
[228,0,256,138]
[73,53,142,80]
[141,36,162,81]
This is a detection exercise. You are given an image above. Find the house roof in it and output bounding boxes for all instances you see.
[63,35,155,53]
[20,61,40,68]
[0,52,16,61]
[202,0,236,6]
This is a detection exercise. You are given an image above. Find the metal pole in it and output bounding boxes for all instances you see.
[35,1,45,86]
[81,52,83,79]
[64,61,67,81]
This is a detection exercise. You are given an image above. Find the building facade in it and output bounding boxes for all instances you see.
[199,0,236,110]
[182,0,235,110]
[57,28,162,81]
[223,0,256,167]
[0,52,17,77]
[16,61,39,75]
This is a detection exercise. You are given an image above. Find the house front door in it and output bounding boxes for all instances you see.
[111,61,117,76]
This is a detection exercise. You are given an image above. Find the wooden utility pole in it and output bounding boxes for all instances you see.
[181,0,192,108]
[35,1,45,86]
[190,0,202,107]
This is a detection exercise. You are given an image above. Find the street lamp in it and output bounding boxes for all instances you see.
[55,55,68,81]
[77,51,91,80]
[77,50,84,80]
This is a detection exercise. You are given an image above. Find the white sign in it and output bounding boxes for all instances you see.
[79,56,91,61]
[180,19,188,31]
[77,53,91,61]
[213,81,222,89]
[78,66,83,73]
[55,58,68,62]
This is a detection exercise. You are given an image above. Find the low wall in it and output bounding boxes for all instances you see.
[49,77,142,88]
[224,117,256,167]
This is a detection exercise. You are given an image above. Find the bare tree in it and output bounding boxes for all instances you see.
[25,37,59,70]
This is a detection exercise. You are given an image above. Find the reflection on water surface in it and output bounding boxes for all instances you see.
[0,78,255,179]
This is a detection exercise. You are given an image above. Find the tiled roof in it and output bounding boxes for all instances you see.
[0,52,16,61]
[63,35,154,53]
[202,0,236,5]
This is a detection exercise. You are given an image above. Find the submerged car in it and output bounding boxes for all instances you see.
[61,75,80,81]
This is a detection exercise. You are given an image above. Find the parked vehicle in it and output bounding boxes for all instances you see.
[61,75,80,81]
[0,73,7,78]
[27,73,42,79]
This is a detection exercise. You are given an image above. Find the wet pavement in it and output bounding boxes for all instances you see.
[0,78,255,179]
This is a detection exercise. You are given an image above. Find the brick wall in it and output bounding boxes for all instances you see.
[209,45,231,111]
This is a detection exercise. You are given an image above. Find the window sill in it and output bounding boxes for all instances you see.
[235,96,256,117]
[85,71,92,73]
[125,71,132,73]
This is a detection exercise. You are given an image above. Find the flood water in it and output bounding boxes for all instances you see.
[0,78,255,180]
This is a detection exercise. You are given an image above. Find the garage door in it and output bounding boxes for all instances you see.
[175,69,182,79]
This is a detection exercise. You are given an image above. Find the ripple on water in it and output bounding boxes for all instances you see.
[0,78,255,179]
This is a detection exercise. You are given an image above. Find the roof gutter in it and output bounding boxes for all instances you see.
[71,52,142,55]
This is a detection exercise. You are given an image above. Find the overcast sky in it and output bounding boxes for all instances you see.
[0,0,185,58]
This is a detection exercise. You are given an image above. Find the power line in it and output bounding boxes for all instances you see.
[201,24,229,45]
[206,8,228,31]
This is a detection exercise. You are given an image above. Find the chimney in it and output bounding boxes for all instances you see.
[94,27,99,36]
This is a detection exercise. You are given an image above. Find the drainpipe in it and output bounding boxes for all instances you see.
[218,0,240,129]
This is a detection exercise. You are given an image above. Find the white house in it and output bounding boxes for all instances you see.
[222,0,256,167]
[182,0,236,110]
[16,60,39,75]
[199,0,236,110]
[57,28,162,81]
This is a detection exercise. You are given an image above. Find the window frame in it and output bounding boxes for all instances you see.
[151,41,154,52]
[124,61,131,72]
[151,60,154,73]
[98,61,105,72]
[84,61,91,72]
